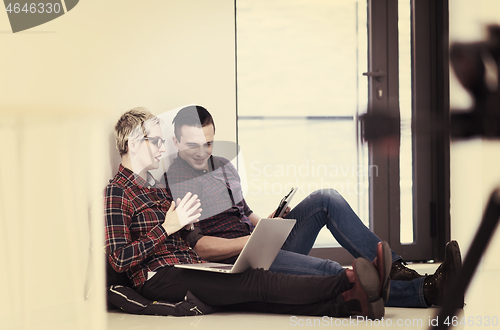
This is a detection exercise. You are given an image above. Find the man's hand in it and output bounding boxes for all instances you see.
[269,206,291,219]
[163,192,202,235]
[194,235,250,261]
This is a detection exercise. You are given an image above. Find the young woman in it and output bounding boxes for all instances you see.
[104,107,390,319]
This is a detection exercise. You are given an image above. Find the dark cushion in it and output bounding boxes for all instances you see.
[106,259,133,288]
[106,259,133,311]
[107,285,218,316]
[105,259,217,316]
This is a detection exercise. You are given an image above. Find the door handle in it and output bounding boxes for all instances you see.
[362,70,386,81]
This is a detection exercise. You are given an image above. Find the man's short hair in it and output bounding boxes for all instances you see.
[172,105,215,141]
[114,107,160,156]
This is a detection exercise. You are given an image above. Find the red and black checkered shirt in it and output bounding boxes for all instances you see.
[165,155,254,262]
[105,165,203,289]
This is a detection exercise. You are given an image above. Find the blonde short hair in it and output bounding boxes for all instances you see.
[114,107,161,156]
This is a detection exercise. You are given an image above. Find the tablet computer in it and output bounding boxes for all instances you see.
[274,187,298,218]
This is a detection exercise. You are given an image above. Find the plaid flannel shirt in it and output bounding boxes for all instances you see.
[105,164,203,289]
[165,155,254,262]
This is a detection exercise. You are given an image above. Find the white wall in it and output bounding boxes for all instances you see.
[0,1,236,329]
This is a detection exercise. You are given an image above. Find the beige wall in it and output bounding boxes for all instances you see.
[1,0,237,140]
[0,1,236,329]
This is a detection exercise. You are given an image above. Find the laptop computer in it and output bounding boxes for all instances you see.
[175,218,296,273]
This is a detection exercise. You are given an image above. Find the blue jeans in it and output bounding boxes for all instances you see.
[268,189,427,308]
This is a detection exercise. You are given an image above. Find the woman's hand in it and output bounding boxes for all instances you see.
[174,192,202,226]
[163,192,202,235]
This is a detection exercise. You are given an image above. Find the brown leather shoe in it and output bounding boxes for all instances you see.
[390,259,424,281]
[342,258,385,320]
[372,241,391,301]
[423,240,463,307]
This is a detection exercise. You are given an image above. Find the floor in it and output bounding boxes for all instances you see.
[106,263,500,330]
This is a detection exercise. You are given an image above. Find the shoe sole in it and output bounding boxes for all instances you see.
[447,240,462,273]
[378,241,392,302]
[355,258,385,320]
[446,240,464,307]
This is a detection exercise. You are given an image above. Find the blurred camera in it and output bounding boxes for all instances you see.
[450,25,500,139]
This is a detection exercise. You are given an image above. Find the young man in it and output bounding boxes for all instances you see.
[165,105,463,308]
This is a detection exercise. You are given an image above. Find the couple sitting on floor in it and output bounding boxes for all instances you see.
[104,105,463,319]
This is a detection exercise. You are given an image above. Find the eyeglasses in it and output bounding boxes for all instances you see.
[144,136,165,148]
